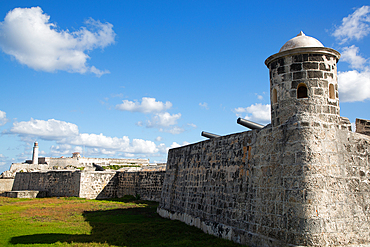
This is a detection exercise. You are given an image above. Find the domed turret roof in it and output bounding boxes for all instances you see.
[279,31,324,52]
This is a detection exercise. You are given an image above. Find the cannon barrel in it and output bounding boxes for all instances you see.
[201,131,221,139]
[237,117,264,130]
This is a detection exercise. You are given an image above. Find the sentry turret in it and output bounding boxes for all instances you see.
[265,31,340,127]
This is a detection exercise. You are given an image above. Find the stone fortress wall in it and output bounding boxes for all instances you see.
[0,179,14,193]
[158,122,370,246]
[157,32,370,246]
[3,32,370,246]
[2,144,165,201]
[12,169,165,201]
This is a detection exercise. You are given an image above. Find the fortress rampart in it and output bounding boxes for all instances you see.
[157,32,370,246]
[12,170,165,201]
[158,122,370,246]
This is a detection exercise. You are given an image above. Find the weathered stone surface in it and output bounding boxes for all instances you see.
[12,171,81,197]
[158,38,370,246]
[11,170,165,201]
[4,190,47,198]
[356,118,370,137]
[0,179,14,192]
[158,125,370,246]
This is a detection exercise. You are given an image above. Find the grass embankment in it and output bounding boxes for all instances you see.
[0,196,241,247]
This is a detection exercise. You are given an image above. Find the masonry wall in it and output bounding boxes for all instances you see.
[12,171,80,197]
[116,171,165,202]
[0,179,14,192]
[11,170,165,201]
[79,171,165,201]
[158,121,370,246]
[326,128,370,246]
[356,118,370,136]
[79,171,117,199]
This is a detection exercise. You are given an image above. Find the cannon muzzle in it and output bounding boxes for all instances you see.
[201,131,221,139]
[237,118,264,130]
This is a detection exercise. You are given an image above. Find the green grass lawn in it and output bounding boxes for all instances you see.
[0,196,241,247]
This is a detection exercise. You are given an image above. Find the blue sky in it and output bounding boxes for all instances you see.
[0,1,370,173]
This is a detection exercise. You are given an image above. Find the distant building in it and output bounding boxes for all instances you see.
[1,142,152,178]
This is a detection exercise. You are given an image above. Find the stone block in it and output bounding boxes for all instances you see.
[290,63,302,72]
[308,71,323,79]
[293,71,306,80]
[309,54,324,61]
[303,62,318,70]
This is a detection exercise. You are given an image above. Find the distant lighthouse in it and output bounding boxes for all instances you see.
[32,141,38,165]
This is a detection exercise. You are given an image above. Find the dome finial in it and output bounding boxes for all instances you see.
[279,32,323,52]
[297,31,305,37]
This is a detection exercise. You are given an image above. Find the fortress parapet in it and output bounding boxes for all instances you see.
[158,32,370,246]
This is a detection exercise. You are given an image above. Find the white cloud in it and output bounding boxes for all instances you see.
[333,6,370,43]
[0,7,115,76]
[6,117,165,155]
[68,134,159,154]
[69,133,129,149]
[117,96,187,135]
[199,102,209,109]
[169,141,190,149]
[233,103,271,124]
[157,143,168,153]
[234,107,247,114]
[144,113,185,134]
[116,97,172,113]
[136,121,143,127]
[255,93,264,100]
[129,138,158,153]
[338,69,370,102]
[146,112,181,128]
[341,45,367,69]
[170,142,181,149]
[50,144,74,157]
[188,123,197,128]
[90,66,110,77]
[0,110,8,126]
[161,126,185,135]
[155,136,162,142]
[9,118,79,139]
[333,8,370,103]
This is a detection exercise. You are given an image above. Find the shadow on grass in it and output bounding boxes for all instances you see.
[10,201,240,247]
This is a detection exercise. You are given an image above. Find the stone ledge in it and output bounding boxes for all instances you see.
[4,190,48,198]
[157,207,295,247]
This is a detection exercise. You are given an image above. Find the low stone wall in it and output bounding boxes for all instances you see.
[116,171,165,201]
[5,190,48,198]
[11,170,165,201]
[80,171,117,199]
[80,171,165,201]
[0,179,14,192]
[12,171,81,197]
